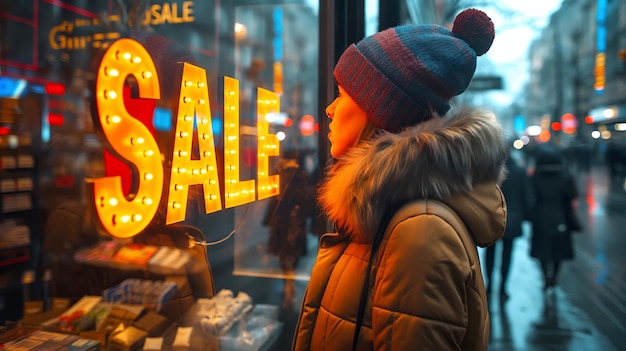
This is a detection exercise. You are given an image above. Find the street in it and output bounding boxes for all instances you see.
[485,164,626,351]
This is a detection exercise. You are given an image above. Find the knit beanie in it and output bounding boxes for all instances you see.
[334,8,495,132]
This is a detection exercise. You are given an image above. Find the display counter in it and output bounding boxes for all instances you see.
[2,239,283,351]
[4,290,282,350]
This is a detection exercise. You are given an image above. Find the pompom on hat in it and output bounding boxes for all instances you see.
[334,8,495,132]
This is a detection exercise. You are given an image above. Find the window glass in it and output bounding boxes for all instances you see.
[0,0,321,348]
[230,3,320,281]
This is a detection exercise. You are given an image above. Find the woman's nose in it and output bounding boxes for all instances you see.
[326,100,336,118]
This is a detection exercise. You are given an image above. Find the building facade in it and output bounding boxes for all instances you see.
[524,0,626,145]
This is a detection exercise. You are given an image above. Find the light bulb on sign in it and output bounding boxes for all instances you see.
[166,63,222,224]
[257,87,280,200]
[223,77,255,208]
[86,38,163,239]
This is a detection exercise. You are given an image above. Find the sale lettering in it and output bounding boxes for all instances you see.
[87,38,280,239]
[143,1,195,25]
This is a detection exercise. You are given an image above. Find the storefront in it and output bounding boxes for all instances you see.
[0,0,434,349]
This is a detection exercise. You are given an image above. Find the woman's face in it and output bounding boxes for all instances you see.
[325,86,369,158]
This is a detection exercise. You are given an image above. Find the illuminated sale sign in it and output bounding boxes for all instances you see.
[87,38,280,239]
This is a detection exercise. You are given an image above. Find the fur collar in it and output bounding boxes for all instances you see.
[319,108,507,242]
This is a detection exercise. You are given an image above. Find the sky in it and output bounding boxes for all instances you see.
[484,0,564,64]
[304,0,563,65]
[304,0,565,105]
[480,0,564,106]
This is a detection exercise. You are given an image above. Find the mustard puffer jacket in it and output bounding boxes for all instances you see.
[293,109,508,350]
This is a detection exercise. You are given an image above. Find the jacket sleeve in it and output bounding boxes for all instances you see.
[371,213,471,350]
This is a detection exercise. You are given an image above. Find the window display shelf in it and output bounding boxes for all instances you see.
[3,291,282,351]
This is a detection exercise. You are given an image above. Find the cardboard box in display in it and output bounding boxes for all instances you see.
[107,326,148,351]
[18,298,71,329]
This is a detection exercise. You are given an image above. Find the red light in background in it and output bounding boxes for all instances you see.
[0,126,9,135]
[585,176,597,217]
[299,115,315,136]
[284,118,292,127]
[561,113,578,134]
[551,121,562,131]
[48,113,65,126]
[45,83,66,95]
[585,115,594,124]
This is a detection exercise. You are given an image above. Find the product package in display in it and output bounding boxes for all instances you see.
[181,289,283,351]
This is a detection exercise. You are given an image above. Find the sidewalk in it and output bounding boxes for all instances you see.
[482,225,617,351]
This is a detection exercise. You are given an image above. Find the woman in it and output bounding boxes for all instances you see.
[293,9,507,351]
[529,145,579,290]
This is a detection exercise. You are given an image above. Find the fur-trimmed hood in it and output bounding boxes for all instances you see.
[319,108,507,246]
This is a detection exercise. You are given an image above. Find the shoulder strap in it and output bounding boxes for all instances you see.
[352,201,406,351]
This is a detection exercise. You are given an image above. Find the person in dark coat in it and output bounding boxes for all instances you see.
[263,150,316,316]
[263,150,314,274]
[485,152,534,301]
[529,144,578,290]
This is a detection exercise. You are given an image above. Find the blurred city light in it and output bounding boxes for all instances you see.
[527,125,542,136]
[561,113,578,134]
[45,82,65,95]
[514,115,526,133]
[265,112,290,126]
[520,135,530,144]
[299,115,315,136]
[234,23,247,40]
[603,107,617,118]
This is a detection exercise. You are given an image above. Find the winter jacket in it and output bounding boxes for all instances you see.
[293,108,507,350]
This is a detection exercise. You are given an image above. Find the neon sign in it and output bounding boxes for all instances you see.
[87,38,280,239]
[594,0,607,94]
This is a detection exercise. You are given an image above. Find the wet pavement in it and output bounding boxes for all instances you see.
[480,164,625,351]
[482,228,619,351]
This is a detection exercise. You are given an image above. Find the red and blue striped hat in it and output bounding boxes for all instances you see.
[334,8,495,132]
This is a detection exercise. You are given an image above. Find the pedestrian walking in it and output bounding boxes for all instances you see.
[529,144,579,291]
[293,9,507,351]
[485,151,535,301]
